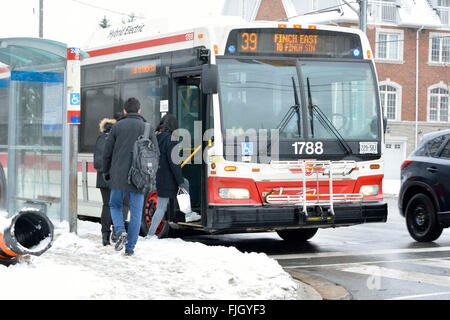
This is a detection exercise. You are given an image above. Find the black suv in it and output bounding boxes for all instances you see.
[399,129,450,242]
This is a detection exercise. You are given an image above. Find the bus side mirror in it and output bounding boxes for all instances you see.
[201,64,218,94]
[383,116,387,134]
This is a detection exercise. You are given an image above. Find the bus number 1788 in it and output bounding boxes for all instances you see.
[292,141,324,155]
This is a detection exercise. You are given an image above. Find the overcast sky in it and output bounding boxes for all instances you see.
[0,0,226,48]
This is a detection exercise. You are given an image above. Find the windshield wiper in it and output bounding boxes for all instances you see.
[306,77,352,155]
[267,77,302,152]
[274,77,302,136]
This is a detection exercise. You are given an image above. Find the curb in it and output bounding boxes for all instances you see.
[292,279,323,300]
[287,270,352,300]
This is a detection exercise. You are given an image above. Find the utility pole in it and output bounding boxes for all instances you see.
[342,0,367,33]
[359,0,367,33]
[39,0,43,38]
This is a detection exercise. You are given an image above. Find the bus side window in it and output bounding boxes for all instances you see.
[81,86,115,152]
[121,78,161,129]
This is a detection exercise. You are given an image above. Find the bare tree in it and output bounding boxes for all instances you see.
[122,12,138,24]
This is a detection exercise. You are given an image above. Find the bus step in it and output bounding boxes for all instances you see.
[176,221,204,228]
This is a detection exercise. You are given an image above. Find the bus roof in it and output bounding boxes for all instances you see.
[83,16,371,63]
[84,16,248,51]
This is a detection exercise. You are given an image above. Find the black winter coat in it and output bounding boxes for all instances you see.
[156,132,184,198]
[94,131,110,189]
[102,113,155,193]
[94,119,115,189]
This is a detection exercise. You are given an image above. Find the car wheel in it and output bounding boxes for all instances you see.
[405,193,443,242]
[276,228,318,243]
[140,191,170,238]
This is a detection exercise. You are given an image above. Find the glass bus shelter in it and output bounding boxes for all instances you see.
[0,38,85,223]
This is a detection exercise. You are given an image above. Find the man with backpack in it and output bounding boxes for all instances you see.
[102,97,158,256]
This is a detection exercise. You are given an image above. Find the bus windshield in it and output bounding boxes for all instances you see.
[217,58,380,141]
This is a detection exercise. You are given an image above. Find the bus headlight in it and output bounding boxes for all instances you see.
[360,185,379,196]
[218,188,250,199]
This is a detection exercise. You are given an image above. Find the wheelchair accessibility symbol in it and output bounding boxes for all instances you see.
[70,93,80,106]
[241,142,254,156]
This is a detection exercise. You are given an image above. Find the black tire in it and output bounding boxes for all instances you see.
[140,192,171,238]
[405,193,443,242]
[139,195,153,236]
[276,228,318,243]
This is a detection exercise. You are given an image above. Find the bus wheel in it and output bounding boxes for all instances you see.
[276,228,318,243]
[405,193,443,242]
[140,191,170,238]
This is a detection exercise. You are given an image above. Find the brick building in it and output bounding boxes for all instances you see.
[222,0,450,178]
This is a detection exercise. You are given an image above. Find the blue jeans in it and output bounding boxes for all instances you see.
[147,179,189,237]
[110,189,144,251]
[147,197,169,237]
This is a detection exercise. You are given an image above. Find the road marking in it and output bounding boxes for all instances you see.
[281,257,450,269]
[409,259,450,269]
[270,246,450,260]
[336,265,450,288]
[387,291,450,300]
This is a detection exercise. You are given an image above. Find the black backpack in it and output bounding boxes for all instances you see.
[127,123,160,194]
[93,132,108,172]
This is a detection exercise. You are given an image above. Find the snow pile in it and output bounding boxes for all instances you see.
[0,210,9,232]
[0,220,298,300]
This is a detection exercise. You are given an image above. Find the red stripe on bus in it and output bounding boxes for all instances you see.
[86,32,194,58]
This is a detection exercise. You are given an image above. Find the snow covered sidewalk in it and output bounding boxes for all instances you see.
[0,219,299,300]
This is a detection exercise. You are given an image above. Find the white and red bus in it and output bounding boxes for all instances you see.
[79,16,388,241]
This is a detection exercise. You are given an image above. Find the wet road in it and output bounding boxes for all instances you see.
[185,197,450,300]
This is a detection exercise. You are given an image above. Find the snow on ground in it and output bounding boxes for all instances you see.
[0,217,298,300]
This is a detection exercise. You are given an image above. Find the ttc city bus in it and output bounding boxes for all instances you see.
[79,17,388,241]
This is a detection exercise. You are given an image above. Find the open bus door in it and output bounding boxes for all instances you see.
[173,74,203,215]
[142,64,216,238]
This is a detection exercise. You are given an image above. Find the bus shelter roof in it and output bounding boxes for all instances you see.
[0,37,89,69]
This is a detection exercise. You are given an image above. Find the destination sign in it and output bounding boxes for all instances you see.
[272,33,318,54]
[225,28,363,58]
[117,58,160,80]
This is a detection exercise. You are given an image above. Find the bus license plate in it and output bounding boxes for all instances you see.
[359,142,378,154]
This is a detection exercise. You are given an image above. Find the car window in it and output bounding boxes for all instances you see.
[425,134,449,157]
[414,143,426,156]
[440,141,450,159]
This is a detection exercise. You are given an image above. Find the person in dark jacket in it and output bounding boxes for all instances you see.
[93,118,129,246]
[102,97,158,256]
[146,114,200,238]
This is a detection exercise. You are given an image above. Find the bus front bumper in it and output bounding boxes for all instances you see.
[205,202,387,232]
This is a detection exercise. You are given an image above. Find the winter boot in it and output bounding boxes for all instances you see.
[115,231,127,251]
[102,232,111,246]
[111,227,118,243]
